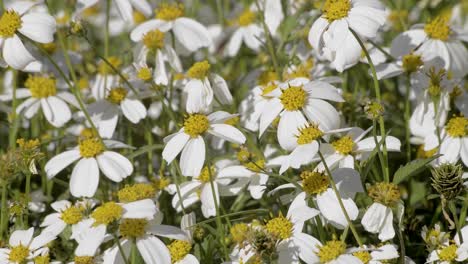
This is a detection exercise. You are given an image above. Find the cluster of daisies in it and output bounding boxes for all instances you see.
[0,0,467,263]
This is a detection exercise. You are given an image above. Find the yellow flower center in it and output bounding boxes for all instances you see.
[230,223,249,244]
[91,202,123,226]
[284,59,315,80]
[156,3,184,21]
[0,10,22,37]
[187,60,211,79]
[9,245,29,263]
[153,177,170,191]
[25,76,57,98]
[280,86,307,111]
[236,147,265,172]
[16,138,40,149]
[118,183,156,203]
[183,114,210,137]
[438,244,458,262]
[353,251,371,264]
[79,138,105,158]
[106,87,128,104]
[34,254,50,264]
[74,256,94,264]
[133,10,146,24]
[261,83,278,97]
[119,218,148,238]
[168,240,192,263]
[368,182,400,207]
[61,206,84,225]
[424,16,451,41]
[198,166,215,183]
[297,123,323,145]
[317,240,346,263]
[137,67,152,81]
[300,170,329,195]
[331,136,355,155]
[98,57,122,75]
[143,29,165,51]
[402,54,423,73]
[244,159,265,173]
[427,67,446,97]
[323,0,351,22]
[258,71,278,86]
[265,215,293,240]
[238,10,256,26]
[445,116,468,137]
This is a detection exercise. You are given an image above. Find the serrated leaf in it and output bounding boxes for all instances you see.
[392,155,440,184]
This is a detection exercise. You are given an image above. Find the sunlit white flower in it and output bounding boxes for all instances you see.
[308,0,387,72]
[349,244,399,264]
[45,136,133,197]
[162,111,246,176]
[0,74,78,128]
[40,200,92,237]
[426,225,468,264]
[91,57,122,101]
[0,228,56,264]
[225,7,263,57]
[0,1,56,70]
[166,213,199,264]
[131,3,211,53]
[71,223,106,264]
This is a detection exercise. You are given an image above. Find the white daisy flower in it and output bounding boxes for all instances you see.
[0,1,56,70]
[308,0,387,72]
[132,27,182,85]
[301,238,363,264]
[103,210,187,264]
[392,14,468,77]
[130,3,211,53]
[182,60,233,113]
[40,200,91,237]
[162,111,246,177]
[225,7,263,57]
[317,127,401,171]
[91,56,122,101]
[0,228,56,264]
[114,0,151,22]
[71,223,106,264]
[349,244,399,264]
[166,213,199,264]
[258,77,344,151]
[426,225,468,263]
[88,86,147,139]
[264,192,320,263]
[0,74,79,128]
[44,136,133,197]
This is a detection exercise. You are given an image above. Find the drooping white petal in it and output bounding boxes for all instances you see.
[162,132,190,164]
[121,98,147,124]
[70,158,100,197]
[208,124,246,144]
[41,97,71,127]
[173,18,212,52]
[130,19,171,41]
[136,236,171,264]
[180,137,206,177]
[45,150,81,179]
[19,13,56,43]
[3,35,36,70]
[96,151,133,182]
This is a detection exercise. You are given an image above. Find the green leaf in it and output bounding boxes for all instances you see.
[392,155,440,184]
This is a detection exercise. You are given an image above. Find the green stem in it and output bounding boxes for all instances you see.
[404,74,411,162]
[24,171,31,225]
[0,184,7,240]
[215,0,224,25]
[8,70,18,149]
[130,240,138,264]
[113,235,130,264]
[449,202,463,244]
[318,151,363,247]
[104,0,111,58]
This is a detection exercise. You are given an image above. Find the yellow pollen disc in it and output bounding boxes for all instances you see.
[323,0,351,22]
[280,86,307,111]
[332,136,355,155]
[258,71,278,86]
[297,123,323,145]
[244,159,265,173]
[424,16,451,41]
[402,54,423,73]
[265,215,293,240]
[156,3,184,21]
[25,76,57,98]
[34,254,50,264]
[353,251,371,264]
[0,10,22,37]
[236,147,265,172]
[8,245,29,263]
[438,244,458,262]
[183,114,210,137]
[368,182,400,207]
[168,240,192,263]
[61,206,84,225]
[98,57,122,75]
[106,87,128,104]
[153,177,170,190]
[238,10,256,26]
[118,183,156,203]
[300,171,329,195]
[426,228,441,241]
[284,59,315,80]
[187,60,211,79]
[79,128,97,142]
[16,138,40,149]
[74,256,94,264]
[445,116,468,137]
[91,202,123,226]
[133,10,146,24]
[79,138,105,158]
[230,223,249,244]
[137,67,152,81]
[237,147,252,163]
[198,166,215,183]
[119,218,148,238]
[317,240,346,263]
[143,29,165,51]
